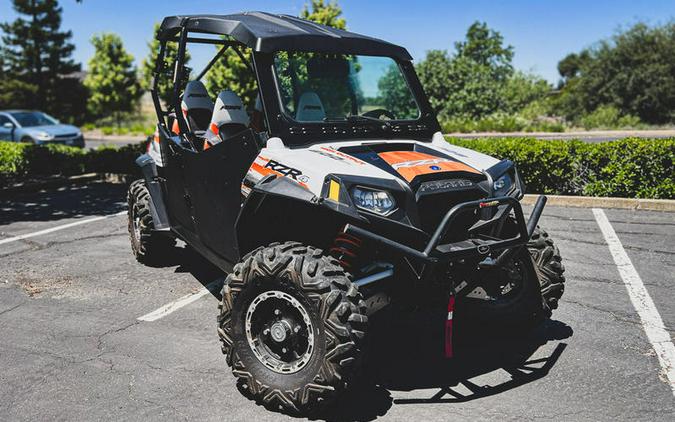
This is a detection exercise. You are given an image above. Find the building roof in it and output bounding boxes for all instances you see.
[158,12,412,60]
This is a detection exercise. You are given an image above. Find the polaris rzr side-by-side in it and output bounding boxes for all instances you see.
[128,12,565,413]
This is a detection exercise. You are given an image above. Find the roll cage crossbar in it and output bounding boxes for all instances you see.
[150,12,440,146]
[150,28,256,141]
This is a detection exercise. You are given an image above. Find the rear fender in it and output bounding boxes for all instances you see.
[135,154,171,230]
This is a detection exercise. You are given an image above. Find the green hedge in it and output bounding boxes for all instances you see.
[0,141,146,186]
[2,138,674,199]
[446,137,674,199]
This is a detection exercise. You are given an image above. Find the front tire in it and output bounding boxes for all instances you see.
[127,179,175,265]
[457,248,546,326]
[218,242,367,414]
[528,227,566,311]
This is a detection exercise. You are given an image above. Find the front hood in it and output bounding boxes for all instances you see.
[24,124,80,137]
[254,134,500,196]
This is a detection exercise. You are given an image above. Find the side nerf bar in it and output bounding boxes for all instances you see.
[344,195,547,265]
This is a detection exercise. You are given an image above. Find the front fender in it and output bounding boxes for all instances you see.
[235,176,365,257]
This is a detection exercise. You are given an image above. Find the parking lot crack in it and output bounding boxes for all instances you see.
[0,302,24,318]
[0,232,126,258]
[564,299,675,333]
[95,320,140,354]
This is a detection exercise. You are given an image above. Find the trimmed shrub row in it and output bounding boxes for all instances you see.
[446,137,674,199]
[0,141,146,186]
[1,138,673,199]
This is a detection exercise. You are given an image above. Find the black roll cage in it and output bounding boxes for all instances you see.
[150,30,260,143]
[150,23,441,148]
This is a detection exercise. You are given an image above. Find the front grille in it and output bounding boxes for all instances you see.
[416,188,486,242]
[54,133,78,139]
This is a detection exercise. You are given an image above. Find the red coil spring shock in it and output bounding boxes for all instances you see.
[329,232,362,271]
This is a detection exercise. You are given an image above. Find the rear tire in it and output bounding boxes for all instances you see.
[127,179,175,265]
[218,242,367,414]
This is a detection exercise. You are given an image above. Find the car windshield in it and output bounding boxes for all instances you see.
[10,111,58,127]
[273,52,420,122]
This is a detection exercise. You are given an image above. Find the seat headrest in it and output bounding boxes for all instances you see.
[206,90,250,140]
[181,81,213,113]
[296,92,326,122]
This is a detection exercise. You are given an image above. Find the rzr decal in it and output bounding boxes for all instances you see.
[247,156,308,188]
[378,151,480,182]
[265,159,303,180]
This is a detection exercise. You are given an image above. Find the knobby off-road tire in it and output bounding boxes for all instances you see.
[218,242,368,414]
[127,179,175,265]
[457,248,546,327]
[527,226,566,312]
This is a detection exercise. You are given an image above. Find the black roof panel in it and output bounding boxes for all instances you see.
[158,12,412,60]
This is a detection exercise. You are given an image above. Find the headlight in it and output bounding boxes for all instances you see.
[350,186,396,215]
[34,131,53,140]
[493,174,512,194]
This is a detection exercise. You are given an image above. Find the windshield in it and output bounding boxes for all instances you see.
[273,52,420,122]
[10,111,58,127]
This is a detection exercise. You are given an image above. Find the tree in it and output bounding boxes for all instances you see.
[0,0,82,119]
[377,64,418,119]
[84,33,142,125]
[417,21,516,119]
[141,23,190,106]
[205,49,258,107]
[300,0,346,30]
[556,22,675,124]
[455,21,513,81]
[205,0,347,107]
[502,71,551,114]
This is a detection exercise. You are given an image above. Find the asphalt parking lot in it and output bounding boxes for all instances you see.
[1,182,674,421]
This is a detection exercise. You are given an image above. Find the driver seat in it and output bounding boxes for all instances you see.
[296,92,326,122]
[180,81,214,133]
[203,90,250,151]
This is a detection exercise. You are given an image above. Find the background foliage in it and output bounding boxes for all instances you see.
[446,137,674,199]
[83,33,142,125]
[0,0,86,123]
[2,137,671,199]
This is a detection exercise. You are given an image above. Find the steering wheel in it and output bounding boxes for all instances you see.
[362,108,396,120]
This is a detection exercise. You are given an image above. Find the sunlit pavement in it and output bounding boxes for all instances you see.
[1,182,673,421]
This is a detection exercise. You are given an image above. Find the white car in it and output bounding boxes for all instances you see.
[0,110,84,147]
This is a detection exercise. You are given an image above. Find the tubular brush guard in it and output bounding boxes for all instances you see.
[348,195,547,359]
[345,195,548,281]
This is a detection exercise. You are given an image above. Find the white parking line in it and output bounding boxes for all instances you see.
[137,279,223,322]
[0,211,127,246]
[593,208,675,397]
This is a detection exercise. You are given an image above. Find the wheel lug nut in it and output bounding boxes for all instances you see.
[282,348,287,353]
[294,326,300,333]
[263,329,270,335]
[274,309,280,315]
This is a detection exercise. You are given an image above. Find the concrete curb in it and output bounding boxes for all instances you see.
[522,194,675,212]
[0,173,132,197]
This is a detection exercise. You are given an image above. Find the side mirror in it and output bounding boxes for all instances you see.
[2,122,14,129]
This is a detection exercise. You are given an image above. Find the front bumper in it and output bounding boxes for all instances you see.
[345,195,547,278]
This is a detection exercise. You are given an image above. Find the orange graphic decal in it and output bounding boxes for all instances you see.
[378,151,479,182]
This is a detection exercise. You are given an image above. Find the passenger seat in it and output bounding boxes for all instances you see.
[203,90,250,150]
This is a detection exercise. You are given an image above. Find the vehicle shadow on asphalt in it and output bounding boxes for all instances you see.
[154,247,573,422]
[316,314,573,422]
[0,182,128,226]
